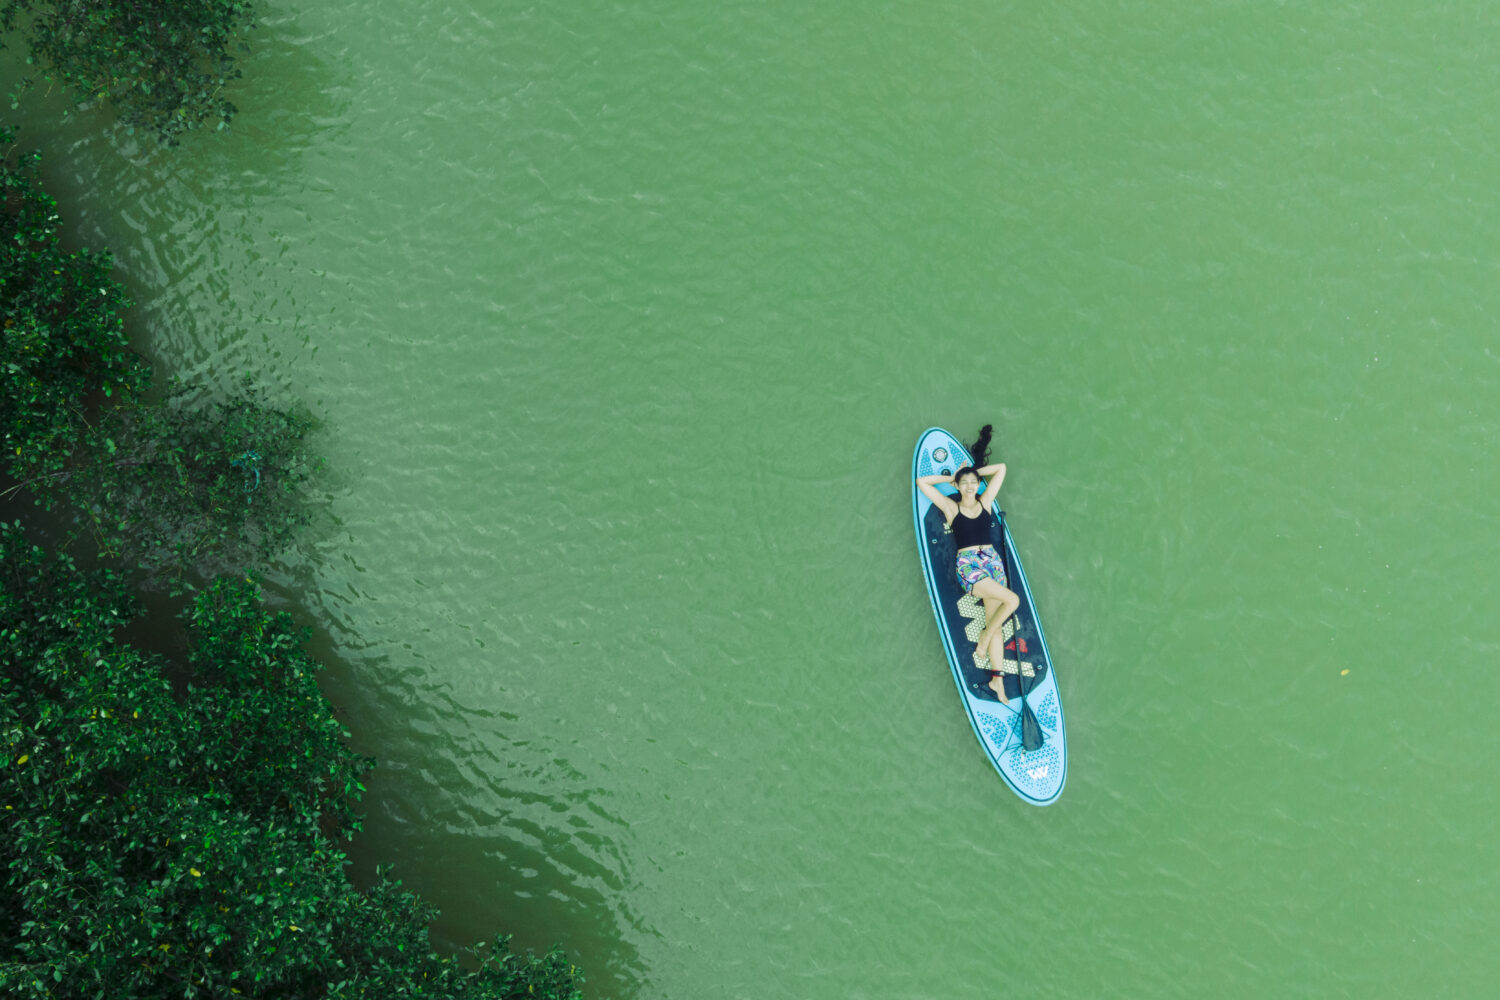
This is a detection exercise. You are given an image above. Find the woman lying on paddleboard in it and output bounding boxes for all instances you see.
[915,425,1020,702]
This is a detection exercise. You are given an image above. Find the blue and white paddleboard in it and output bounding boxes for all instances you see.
[912,427,1067,805]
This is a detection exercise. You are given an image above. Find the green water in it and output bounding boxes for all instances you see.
[8,0,1500,995]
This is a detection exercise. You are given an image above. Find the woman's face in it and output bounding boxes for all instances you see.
[956,473,981,498]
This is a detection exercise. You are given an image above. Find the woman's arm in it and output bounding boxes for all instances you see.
[916,474,959,518]
[978,462,1006,509]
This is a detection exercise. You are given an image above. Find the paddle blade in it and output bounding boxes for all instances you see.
[1020,700,1044,752]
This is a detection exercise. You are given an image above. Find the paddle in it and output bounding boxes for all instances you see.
[999,514,1044,752]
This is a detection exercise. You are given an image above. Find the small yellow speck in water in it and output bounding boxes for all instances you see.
[1340,669,1350,676]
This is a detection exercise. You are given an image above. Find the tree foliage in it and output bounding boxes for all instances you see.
[1,127,150,487]
[61,379,322,575]
[3,132,316,576]
[0,529,585,999]
[2,73,590,998]
[1,1,257,143]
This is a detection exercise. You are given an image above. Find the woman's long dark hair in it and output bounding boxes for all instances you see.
[952,424,994,488]
[968,424,994,468]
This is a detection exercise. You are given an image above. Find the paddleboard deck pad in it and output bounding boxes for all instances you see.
[912,427,1067,805]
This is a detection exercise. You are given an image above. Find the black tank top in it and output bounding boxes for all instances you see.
[951,505,995,550]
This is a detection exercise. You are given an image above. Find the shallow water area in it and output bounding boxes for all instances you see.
[7,0,1500,996]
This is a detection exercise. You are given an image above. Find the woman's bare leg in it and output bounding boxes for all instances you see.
[971,577,1019,657]
[970,592,1004,666]
[986,634,1011,705]
[980,594,1002,649]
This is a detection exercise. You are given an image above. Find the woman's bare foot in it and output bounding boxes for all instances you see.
[987,673,1010,704]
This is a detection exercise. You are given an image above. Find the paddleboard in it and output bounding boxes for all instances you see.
[912,427,1067,805]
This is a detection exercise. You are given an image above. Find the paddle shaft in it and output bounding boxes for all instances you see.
[999,516,1044,751]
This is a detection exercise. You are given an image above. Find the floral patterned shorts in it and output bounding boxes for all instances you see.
[956,545,1007,594]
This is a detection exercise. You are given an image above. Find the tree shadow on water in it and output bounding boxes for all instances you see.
[1,10,350,194]
[263,562,654,1000]
[341,754,657,1000]
[108,19,353,185]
